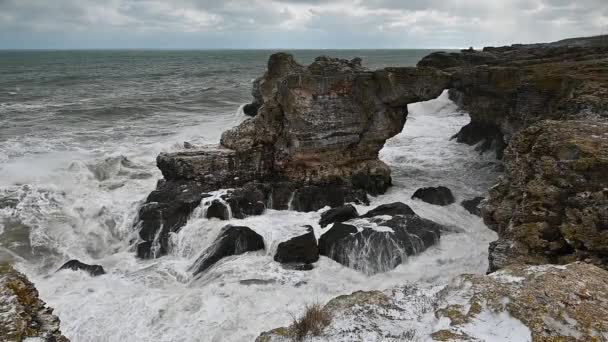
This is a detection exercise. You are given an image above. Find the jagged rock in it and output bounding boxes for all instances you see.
[136,180,210,258]
[221,182,269,219]
[0,264,69,341]
[205,200,230,220]
[412,186,455,206]
[257,262,608,341]
[360,202,415,218]
[318,207,443,274]
[483,120,608,272]
[460,196,484,217]
[290,185,368,212]
[274,226,319,264]
[420,39,608,156]
[319,205,359,228]
[57,259,105,277]
[190,225,265,276]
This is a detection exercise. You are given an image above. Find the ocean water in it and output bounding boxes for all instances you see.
[0,50,500,341]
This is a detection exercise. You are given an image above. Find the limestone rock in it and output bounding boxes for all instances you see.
[274,226,319,265]
[0,264,69,342]
[190,225,265,276]
[319,204,359,228]
[483,120,608,271]
[411,186,455,206]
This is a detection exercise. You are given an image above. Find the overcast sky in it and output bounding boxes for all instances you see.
[0,0,606,49]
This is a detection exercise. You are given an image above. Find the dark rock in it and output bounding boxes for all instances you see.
[461,197,484,216]
[274,226,319,264]
[281,263,314,271]
[58,259,106,277]
[412,186,455,206]
[221,182,269,218]
[136,180,210,258]
[361,202,415,218]
[191,225,265,276]
[242,103,260,117]
[452,121,506,158]
[319,213,443,274]
[290,185,368,212]
[319,204,359,227]
[205,199,230,220]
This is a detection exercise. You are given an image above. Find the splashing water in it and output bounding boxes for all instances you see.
[1,50,498,341]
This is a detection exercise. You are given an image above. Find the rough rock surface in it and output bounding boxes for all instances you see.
[257,262,608,341]
[318,203,443,274]
[420,36,608,156]
[0,264,69,342]
[57,260,105,277]
[483,120,608,272]
[190,225,265,276]
[319,204,359,228]
[411,186,456,206]
[136,53,450,258]
[273,226,319,264]
[460,196,484,216]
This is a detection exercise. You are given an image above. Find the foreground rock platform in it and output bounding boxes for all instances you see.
[1,264,69,341]
[257,262,608,341]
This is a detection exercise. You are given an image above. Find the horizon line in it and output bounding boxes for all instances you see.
[0,47,464,51]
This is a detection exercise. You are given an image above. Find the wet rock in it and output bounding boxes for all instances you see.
[239,279,276,286]
[205,200,230,220]
[221,182,269,219]
[190,225,265,276]
[281,263,314,271]
[319,204,359,228]
[461,196,484,217]
[58,259,106,277]
[0,264,69,341]
[319,211,443,274]
[483,120,608,271]
[242,103,260,117]
[360,202,415,218]
[136,180,210,258]
[289,185,368,212]
[411,186,455,206]
[274,226,319,264]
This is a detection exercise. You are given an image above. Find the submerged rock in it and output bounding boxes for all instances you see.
[460,196,484,216]
[0,264,69,341]
[190,225,265,276]
[58,259,106,277]
[319,203,443,274]
[411,186,455,206]
[274,226,319,265]
[319,204,359,228]
[257,262,608,341]
[483,120,608,272]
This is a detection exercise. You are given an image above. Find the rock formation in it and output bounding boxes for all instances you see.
[318,204,359,228]
[483,120,608,271]
[257,262,608,341]
[1,264,69,341]
[411,186,455,206]
[57,259,106,277]
[136,53,450,258]
[274,226,319,265]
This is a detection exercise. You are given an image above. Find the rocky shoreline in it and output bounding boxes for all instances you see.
[2,35,607,341]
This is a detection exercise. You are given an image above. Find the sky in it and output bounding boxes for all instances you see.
[0,0,606,49]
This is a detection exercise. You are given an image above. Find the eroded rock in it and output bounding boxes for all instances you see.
[57,259,105,277]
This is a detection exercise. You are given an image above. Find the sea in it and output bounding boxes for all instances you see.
[0,50,500,341]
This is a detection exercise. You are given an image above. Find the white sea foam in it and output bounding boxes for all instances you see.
[4,90,501,341]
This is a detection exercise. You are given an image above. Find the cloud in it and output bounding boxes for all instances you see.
[0,0,606,48]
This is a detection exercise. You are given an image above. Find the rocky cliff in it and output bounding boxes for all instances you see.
[0,264,68,342]
[136,53,450,258]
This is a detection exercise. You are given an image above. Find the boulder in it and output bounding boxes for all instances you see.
[319,209,443,274]
[274,226,319,264]
[57,259,106,277]
[0,264,69,341]
[360,202,415,218]
[190,225,265,276]
[205,200,230,220]
[242,102,260,117]
[460,196,484,216]
[319,204,359,228]
[221,182,269,219]
[483,120,608,272]
[411,186,455,206]
[290,186,368,212]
